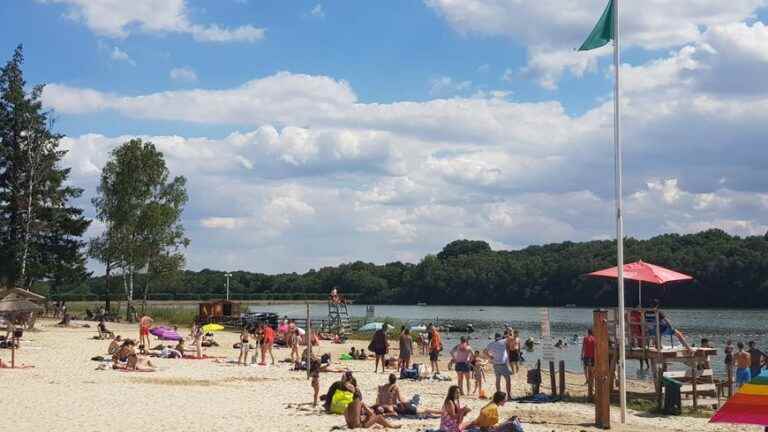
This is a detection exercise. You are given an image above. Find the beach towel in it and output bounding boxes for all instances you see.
[329,390,354,414]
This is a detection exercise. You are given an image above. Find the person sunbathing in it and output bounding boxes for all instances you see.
[374,374,441,418]
[97,318,114,339]
[345,391,400,429]
[323,371,358,413]
[108,336,123,355]
[112,339,135,366]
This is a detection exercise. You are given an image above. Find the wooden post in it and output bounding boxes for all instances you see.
[692,367,698,409]
[558,360,566,398]
[549,361,557,397]
[11,343,16,368]
[726,363,733,398]
[533,359,541,395]
[306,303,311,380]
[594,309,610,429]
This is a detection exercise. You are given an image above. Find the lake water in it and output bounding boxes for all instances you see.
[249,304,768,379]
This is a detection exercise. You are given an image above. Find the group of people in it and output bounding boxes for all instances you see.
[320,371,524,431]
[236,322,277,366]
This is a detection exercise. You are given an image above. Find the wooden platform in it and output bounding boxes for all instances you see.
[627,346,718,360]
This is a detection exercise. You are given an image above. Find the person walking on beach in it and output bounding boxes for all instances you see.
[748,341,766,378]
[370,327,389,373]
[450,336,473,395]
[398,328,413,371]
[429,326,442,375]
[138,314,152,349]
[581,328,596,384]
[484,333,512,400]
[735,342,752,389]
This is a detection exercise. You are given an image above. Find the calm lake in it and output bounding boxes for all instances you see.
[249,304,768,378]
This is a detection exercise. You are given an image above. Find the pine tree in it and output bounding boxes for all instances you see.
[0,45,91,289]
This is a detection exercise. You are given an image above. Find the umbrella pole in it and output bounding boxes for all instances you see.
[638,281,642,308]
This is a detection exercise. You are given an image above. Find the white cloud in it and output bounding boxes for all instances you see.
[47,0,265,42]
[169,66,198,83]
[310,4,325,19]
[426,0,768,88]
[429,76,472,95]
[109,46,135,66]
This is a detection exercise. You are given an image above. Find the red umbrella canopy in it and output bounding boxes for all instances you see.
[587,260,693,285]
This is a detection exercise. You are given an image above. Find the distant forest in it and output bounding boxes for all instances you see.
[45,229,768,308]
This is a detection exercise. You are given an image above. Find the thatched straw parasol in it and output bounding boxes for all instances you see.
[0,299,44,313]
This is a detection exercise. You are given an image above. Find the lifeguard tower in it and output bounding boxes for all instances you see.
[328,288,352,335]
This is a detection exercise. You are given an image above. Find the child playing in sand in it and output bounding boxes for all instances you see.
[470,351,487,397]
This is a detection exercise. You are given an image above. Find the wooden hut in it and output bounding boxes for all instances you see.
[197,300,240,325]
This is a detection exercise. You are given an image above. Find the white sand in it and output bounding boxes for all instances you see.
[0,319,759,432]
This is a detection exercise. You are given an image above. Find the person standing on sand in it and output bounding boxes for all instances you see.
[450,336,473,396]
[507,330,521,375]
[398,328,413,371]
[237,328,250,366]
[138,315,152,349]
[191,323,203,358]
[370,327,389,373]
[485,333,512,400]
[429,326,442,375]
[581,328,596,384]
[748,341,766,379]
[735,342,752,389]
[259,323,276,365]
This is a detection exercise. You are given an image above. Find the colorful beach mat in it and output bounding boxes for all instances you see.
[710,371,768,426]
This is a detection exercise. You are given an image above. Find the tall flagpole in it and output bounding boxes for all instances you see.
[613,0,627,423]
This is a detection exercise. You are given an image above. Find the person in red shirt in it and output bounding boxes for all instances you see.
[259,322,276,366]
[581,328,596,383]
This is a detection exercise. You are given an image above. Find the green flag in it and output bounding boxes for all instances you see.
[578,0,615,51]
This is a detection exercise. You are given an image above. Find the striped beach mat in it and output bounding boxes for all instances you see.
[710,370,768,426]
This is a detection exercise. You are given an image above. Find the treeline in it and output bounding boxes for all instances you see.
[54,229,768,308]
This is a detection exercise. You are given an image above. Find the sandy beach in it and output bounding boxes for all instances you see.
[0,319,758,432]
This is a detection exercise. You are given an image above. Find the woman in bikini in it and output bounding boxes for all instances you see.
[440,385,471,432]
[238,328,250,366]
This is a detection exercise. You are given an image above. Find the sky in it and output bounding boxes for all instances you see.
[2,0,768,274]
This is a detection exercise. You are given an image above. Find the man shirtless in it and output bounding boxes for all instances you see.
[735,342,752,388]
[374,374,442,417]
[345,391,400,429]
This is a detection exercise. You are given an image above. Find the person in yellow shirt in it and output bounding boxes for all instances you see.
[464,391,506,431]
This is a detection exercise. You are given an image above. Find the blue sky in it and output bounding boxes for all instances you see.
[2,1,768,273]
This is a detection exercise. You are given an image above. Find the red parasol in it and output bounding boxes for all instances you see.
[586,260,693,306]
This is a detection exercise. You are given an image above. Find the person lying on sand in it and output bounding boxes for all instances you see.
[345,391,400,429]
[112,339,135,366]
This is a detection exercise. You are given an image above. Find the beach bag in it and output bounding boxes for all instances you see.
[329,390,354,414]
[495,417,525,432]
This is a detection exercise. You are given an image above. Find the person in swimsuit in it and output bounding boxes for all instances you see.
[507,330,521,375]
[429,327,442,375]
[345,391,400,429]
[440,385,470,432]
[398,328,413,371]
[108,336,123,355]
[450,336,474,396]
[259,323,276,366]
[238,328,250,366]
[471,350,487,397]
[735,342,752,388]
[191,323,203,358]
[371,327,389,373]
[138,315,152,349]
